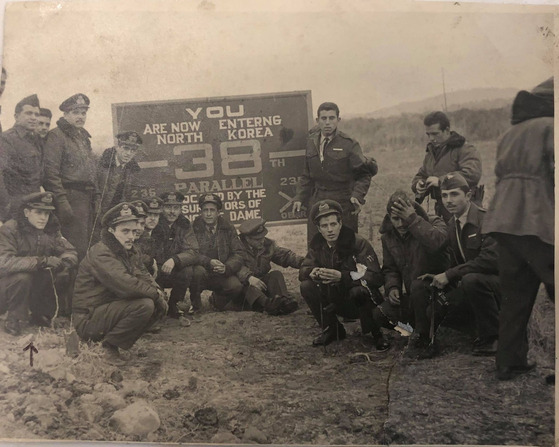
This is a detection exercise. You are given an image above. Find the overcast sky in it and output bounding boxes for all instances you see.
[1,0,555,150]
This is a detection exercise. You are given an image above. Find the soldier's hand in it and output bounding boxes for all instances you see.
[309,267,321,281]
[210,259,226,274]
[431,272,449,289]
[319,268,342,283]
[417,273,435,282]
[350,197,362,215]
[248,275,267,291]
[292,201,302,213]
[425,176,440,189]
[45,256,63,271]
[415,180,428,195]
[391,197,415,220]
[161,258,175,274]
[387,289,401,306]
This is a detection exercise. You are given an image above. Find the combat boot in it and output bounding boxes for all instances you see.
[312,323,346,346]
[265,295,298,316]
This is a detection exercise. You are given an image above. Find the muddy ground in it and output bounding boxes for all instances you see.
[0,141,554,445]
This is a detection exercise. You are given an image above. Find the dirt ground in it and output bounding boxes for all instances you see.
[0,141,554,445]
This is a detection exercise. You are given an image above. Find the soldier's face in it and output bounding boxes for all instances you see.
[115,143,138,164]
[425,124,450,145]
[317,214,342,243]
[201,203,219,226]
[36,116,51,138]
[442,188,471,216]
[389,213,408,236]
[15,105,40,132]
[163,204,181,223]
[23,208,50,230]
[145,212,160,230]
[134,217,146,239]
[245,234,265,250]
[109,221,137,250]
[316,110,340,137]
[64,108,88,128]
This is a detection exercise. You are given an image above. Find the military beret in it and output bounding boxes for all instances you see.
[117,131,143,146]
[440,173,469,192]
[145,197,164,214]
[22,192,55,211]
[15,94,40,113]
[199,193,222,210]
[39,108,52,119]
[239,218,268,237]
[59,93,90,112]
[101,202,139,228]
[130,200,148,217]
[160,191,185,205]
[310,199,342,224]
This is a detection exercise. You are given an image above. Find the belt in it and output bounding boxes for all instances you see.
[62,182,96,192]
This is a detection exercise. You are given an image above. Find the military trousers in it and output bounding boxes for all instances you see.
[190,265,244,310]
[73,298,155,350]
[373,292,414,330]
[156,266,193,309]
[58,188,97,260]
[241,270,291,310]
[300,279,381,336]
[493,234,554,368]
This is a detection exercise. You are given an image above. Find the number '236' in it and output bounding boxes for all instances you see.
[174,140,262,179]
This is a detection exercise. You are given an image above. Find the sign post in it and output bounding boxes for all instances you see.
[112,91,312,225]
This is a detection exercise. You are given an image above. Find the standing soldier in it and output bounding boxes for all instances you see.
[152,192,199,318]
[299,200,389,350]
[36,108,52,143]
[0,192,78,335]
[292,102,377,243]
[189,193,244,313]
[0,95,43,222]
[236,218,302,315]
[412,111,482,222]
[483,78,554,381]
[44,93,98,259]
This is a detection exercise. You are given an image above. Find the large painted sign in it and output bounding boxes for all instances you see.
[112,91,312,224]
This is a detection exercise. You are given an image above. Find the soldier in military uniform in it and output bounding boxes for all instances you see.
[135,197,163,276]
[299,200,389,350]
[236,218,302,315]
[413,173,501,359]
[152,192,199,318]
[189,193,244,313]
[44,93,98,260]
[36,108,52,142]
[0,95,44,222]
[0,192,78,335]
[72,203,168,362]
[292,102,377,243]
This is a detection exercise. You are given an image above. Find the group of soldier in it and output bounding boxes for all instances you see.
[0,74,553,381]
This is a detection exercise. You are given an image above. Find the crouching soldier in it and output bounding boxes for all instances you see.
[373,191,449,352]
[189,193,244,312]
[72,203,168,362]
[133,197,163,276]
[299,200,389,350]
[236,218,302,315]
[413,173,501,358]
[0,192,77,335]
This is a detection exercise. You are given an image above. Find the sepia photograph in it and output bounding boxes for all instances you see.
[0,0,555,445]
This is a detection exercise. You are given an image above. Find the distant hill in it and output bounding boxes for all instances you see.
[364,88,517,119]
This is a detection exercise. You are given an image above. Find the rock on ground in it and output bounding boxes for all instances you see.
[109,400,160,436]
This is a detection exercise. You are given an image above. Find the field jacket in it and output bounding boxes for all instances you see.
[380,205,449,295]
[151,214,199,269]
[73,230,160,316]
[299,225,383,290]
[237,237,304,284]
[0,213,77,277]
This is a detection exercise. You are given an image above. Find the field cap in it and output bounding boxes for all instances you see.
[59,93,90,112]
[440,173,469,192]
[146,197,164,214]
[310,199,342,224]
[102,203,139,227]
[160,192,185,205]
[199,193,222,210]
[131,200,148,217]
[117,131,143,146]
[239,218,268,238]
[22,192,55,211]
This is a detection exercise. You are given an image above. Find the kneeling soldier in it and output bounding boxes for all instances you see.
[72,203,168,362]
[0,192,77,335]
[299,199,389,350]
[189,193,244,312]
[236,218,302,315]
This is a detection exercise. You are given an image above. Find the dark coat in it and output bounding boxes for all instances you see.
[0,126,44,220]
[135,230,158,272]
[0,212,77,277]
[483,110,554,245]
[72,230,159,315]
[299,225,383,289]
[97,147,142,216]
[191,215,244,276]
[380,205,449,295]
[411,131,482,193]
[43,118,98,207]
[237,237,303,284]
[445,203,499,281]
[151,214,199,269]
[295,130,373,206]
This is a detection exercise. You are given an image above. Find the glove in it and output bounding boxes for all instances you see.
[44,256,63,272]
